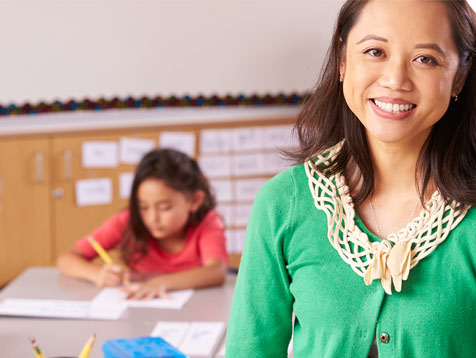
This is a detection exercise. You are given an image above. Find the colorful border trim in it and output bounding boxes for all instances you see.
[0,93,306,116]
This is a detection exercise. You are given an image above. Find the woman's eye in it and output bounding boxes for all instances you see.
[365,48,384,57]
[415,55,437,65]
[139,207,148,212]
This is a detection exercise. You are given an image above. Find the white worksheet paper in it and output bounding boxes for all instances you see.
[119,172,134,199]
[75,178,113,207]
[231,153,264,176]
[200,129,231,154]
[0,298,126,320]
[231,127,262,152]
[91,287,194,310]
[234,178,266,201]
[210,179,234,202]
[82,141,118,168]
[151,321,226,357]
[260,125,298,150]
[159,132,196,157]
[198,155,232,178]
[119,137,156,164]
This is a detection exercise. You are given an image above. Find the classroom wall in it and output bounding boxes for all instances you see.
[0,0,345,104]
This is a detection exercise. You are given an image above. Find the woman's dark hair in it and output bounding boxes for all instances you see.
[121,148,216,264]
[289,0,476,206]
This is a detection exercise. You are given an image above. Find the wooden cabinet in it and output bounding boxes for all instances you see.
[0,138,52,285]
[0,113,296,286]
[51,131,158,257]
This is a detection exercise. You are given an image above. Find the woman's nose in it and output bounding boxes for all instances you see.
[378,58,414,92]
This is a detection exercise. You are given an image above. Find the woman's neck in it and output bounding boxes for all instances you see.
[367,137,423,197]
[354,136,432,237]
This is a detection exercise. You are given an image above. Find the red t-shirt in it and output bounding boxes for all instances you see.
[75,209,228,273]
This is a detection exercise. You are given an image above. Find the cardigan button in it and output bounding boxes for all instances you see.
[379,333,390,344]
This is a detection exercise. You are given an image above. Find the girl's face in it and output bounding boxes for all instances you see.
[137,178,200,241]
[340,0,463,149]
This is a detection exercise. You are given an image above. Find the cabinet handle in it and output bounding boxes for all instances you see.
[52,188,64,199]
[35,151,44,182]
[64,149,72,180]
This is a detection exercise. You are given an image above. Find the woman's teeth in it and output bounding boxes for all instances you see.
[374,99,415,114]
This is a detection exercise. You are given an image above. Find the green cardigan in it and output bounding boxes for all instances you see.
[226,164,476,357]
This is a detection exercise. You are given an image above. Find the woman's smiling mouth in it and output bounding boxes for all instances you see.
[370,98,417,119]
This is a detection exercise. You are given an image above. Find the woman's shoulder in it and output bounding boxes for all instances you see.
[251,164,310,210]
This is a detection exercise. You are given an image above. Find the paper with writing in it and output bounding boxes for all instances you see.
[75,178,113,207]
[0,298,126,320]
[91,287,194,310]
[82,141,118,168]
[119,137,156,164]
[159,132,196,157]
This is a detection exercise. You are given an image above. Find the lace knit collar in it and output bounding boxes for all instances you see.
[305,142,469,294]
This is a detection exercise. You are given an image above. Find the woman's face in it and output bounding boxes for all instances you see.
[341,0,461,148]
[137,178,194,241]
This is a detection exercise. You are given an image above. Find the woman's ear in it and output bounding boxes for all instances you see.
[453,56,472,97]
[189,190,206,212]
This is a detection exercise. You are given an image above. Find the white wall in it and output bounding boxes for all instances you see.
[0,0,345,104]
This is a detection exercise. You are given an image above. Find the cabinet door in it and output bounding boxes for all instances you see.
[0,138,51,286]
[51,130,159,260]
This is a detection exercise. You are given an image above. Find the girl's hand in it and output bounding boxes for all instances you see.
[95,264,127,287]
[122,277,171,300]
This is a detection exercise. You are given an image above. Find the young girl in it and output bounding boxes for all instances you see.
[57,148,228,300]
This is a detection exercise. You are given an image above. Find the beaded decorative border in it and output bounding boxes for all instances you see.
[0,92,306,116]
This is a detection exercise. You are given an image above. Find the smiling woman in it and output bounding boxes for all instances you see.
[341,0,462,148]
[226,0,476,357]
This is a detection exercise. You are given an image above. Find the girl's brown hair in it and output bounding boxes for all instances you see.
[120,148,216,265]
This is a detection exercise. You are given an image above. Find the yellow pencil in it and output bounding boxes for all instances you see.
[87,235,129,284]
[28,337,45,358]
[87,236,113,264]
[78,333,96,358]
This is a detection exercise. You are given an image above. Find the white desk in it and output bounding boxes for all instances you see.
[0,267,236,358]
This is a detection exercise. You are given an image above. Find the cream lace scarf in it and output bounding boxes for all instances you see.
[305,142,469,294]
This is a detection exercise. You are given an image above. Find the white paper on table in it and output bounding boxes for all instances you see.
[82,141,118,168]
[260,125,298,150]
[231,153,264,176]
[150,321,190,347]
[75,178,113,207]
[198,155,232,178]
[179,322,226,356]
[233,203,253,227]
[0,298,126,320]
[231,127,262,152]
[91,287,194,310]
[210,179,233,202]
[150,321,226,357]
[119,172,134,199]
[119,137,156,164]
[234,178,266,202]
[159,132,196,158]
[199,129,231,154]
